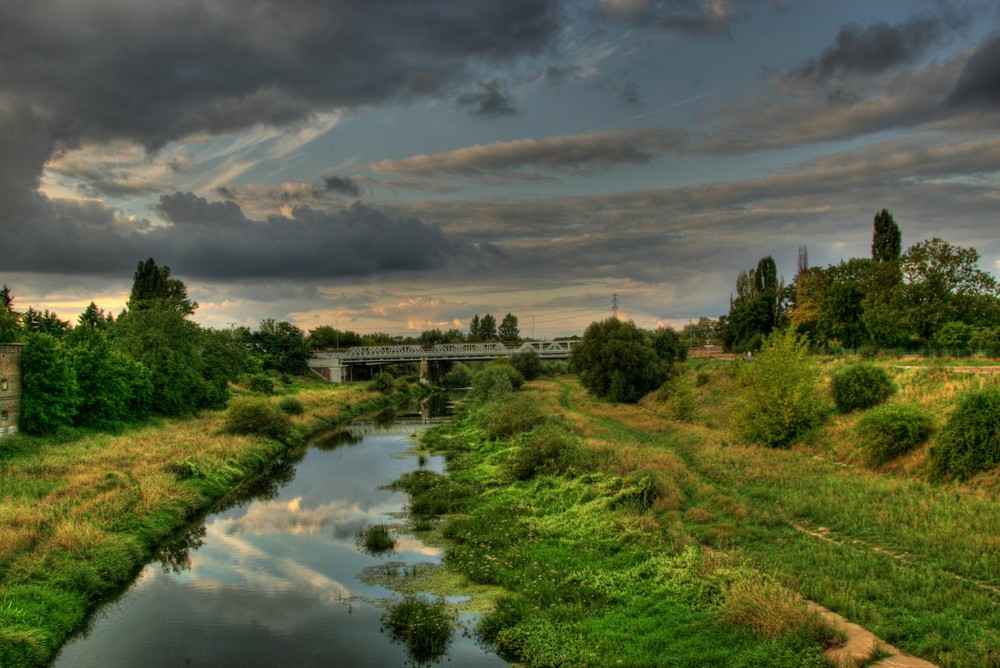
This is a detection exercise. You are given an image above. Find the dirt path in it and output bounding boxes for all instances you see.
[810,603,939,667]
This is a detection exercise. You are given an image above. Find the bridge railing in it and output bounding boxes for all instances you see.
[311,340,576,364]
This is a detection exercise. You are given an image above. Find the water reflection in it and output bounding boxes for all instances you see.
[53,407,504,668]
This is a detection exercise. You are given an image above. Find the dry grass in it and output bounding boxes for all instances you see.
[718,572,829,640]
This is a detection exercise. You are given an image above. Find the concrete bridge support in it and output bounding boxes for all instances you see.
[419,360,448,385]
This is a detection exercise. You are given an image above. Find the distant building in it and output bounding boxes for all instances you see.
[0,344,23,439]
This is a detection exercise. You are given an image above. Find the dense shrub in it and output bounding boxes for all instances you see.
[734,329,825,447]
[247,373,274,395]
[278,396,304,415]
[855,404,933,466]
[831,362,895,412]
[931,321,975,355]
[20,333,79,435]
[930,386,1000,479]
[571,318,665,403]
[510,350,541,381]
[222,398,293,443]
[369,372,394,394]
[477,394,544,440]
[471,365,515,403]
[445,362,472,388]
[507,424,581,480]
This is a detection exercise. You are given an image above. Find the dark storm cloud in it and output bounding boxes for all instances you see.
[322,176,362,198]
[457,79,522,117]
[1,192,492,281]
[790,9,971,80]
[0,0,563,259]
[947,35,1000,109]
[598,0,736,36]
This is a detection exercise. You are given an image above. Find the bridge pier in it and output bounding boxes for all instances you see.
[419,360,448,385]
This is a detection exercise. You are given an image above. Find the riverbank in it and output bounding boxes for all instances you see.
[413,364,1000,667]
[0,378,427,667]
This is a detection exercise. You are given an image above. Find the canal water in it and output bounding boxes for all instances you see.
[53,398,506,667]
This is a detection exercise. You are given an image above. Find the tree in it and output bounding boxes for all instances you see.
[899,238,1000,341]
[651,326,687,364]
[872,209,901,263]
[479,313,498,341]
[0,285,19,343]
[21,307,70,338]
[571,318,665,403]
[78,302,114,331]
[733,328,825,447]
[307,326,362,349]
[247,320,310,375]
[510,349,541,381]
[498,313,519,342]
[468,314,481,341]
[67,327,153,428]
[720,256,785,352]
[128,257,197,315]
[20,333,79,434]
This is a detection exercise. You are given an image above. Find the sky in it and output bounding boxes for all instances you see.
[2,0,999,339]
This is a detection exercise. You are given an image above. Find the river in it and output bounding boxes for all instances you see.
[53,398,506,667]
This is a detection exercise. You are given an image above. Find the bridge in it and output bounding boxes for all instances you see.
[309,340,576,383]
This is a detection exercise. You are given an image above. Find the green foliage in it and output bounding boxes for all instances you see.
[509,349,540,381]
[383,596,454,663]
[498,313,520,341]
[246,319,310,375]
[445,361,472,388]
[21,307,70,338]
[356,524,395,555]
[971,326,1000,356]
[931,321,975,354]
[476,394,544,440]
[369,372,395,394]
[21,333,79,435]
[67,330,153,429]
[930,386,1000,480]
[199,328,254,407]
[248,373,275,394]
[507,423,586,480]
[855,404,933,466]
[222,397,293,443]
[651,326,687,364]
[471,365,515,403]
[734,329,825,447]
[479,313,498,341]
[722,256,785,352]
[128,257,197,315]
[306,325,362,349]
[872,208,901,262]
[571,318,665,403]
[278,396,304,415]
[831,362,895,412]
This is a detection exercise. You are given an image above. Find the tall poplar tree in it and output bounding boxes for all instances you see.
[872,209,901,262]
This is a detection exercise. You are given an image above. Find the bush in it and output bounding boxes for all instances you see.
[855,404,933,466]
[571,318,665,403]
[445,362,472,388]
[734,329,825,448]
[476,394,544,440]
[370,372,394,394]
[20,333,79,435]
[507,424,581,480]
[247,373,274,395]
[383,596,454,663]
[831,362,895,412]
[510,350,541,381]
[356,524,395,555]
[471,365,515,403]
[222,397,293,443]
[278,396,304,415]
[930,386,1000,480]
[931,321,975,355]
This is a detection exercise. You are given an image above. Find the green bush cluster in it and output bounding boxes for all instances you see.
[383,596,454,663]
[471,365,523,403]
[444,362,472,388]
[734,329,825,447]
[278,396,304,415]
[510,350,541,381]
[356,523,395,555]
[831,362,895,412]
[247,373,274,394]
[476,394,544,440]
[221,398,293,443]
[508,424,584,480]
[369,372,395,393]
[854,404,933,466]
[930,386,1000,480]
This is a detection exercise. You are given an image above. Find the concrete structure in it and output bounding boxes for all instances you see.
[309,340,576,383]
[0,344,23,440]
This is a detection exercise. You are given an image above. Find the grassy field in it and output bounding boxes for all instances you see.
[410,359,1000,667]
[0,377,418,667]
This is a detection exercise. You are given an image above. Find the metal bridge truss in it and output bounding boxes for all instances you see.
[314,340,575,366]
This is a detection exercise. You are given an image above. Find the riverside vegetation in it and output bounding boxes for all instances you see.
[0,375,428,667]
[401,352,1000,667]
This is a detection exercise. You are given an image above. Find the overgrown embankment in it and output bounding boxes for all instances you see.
[0,377,426,667]
[412,363,1000,667]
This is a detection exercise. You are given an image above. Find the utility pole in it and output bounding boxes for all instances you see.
[612,293,619,320]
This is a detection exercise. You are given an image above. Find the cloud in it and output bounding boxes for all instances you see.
[598,0,736,36]
[789,9,971,80]
[457,78,522,117]
[322,176,362,198]
[368,127,685,179]
[946,35,1000,110]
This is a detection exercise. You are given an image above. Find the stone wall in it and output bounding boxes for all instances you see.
[0,344,23,439]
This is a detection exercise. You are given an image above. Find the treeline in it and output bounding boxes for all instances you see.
[306,312,524,349]
[720,210,1000,353]
[1,259,313,435]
